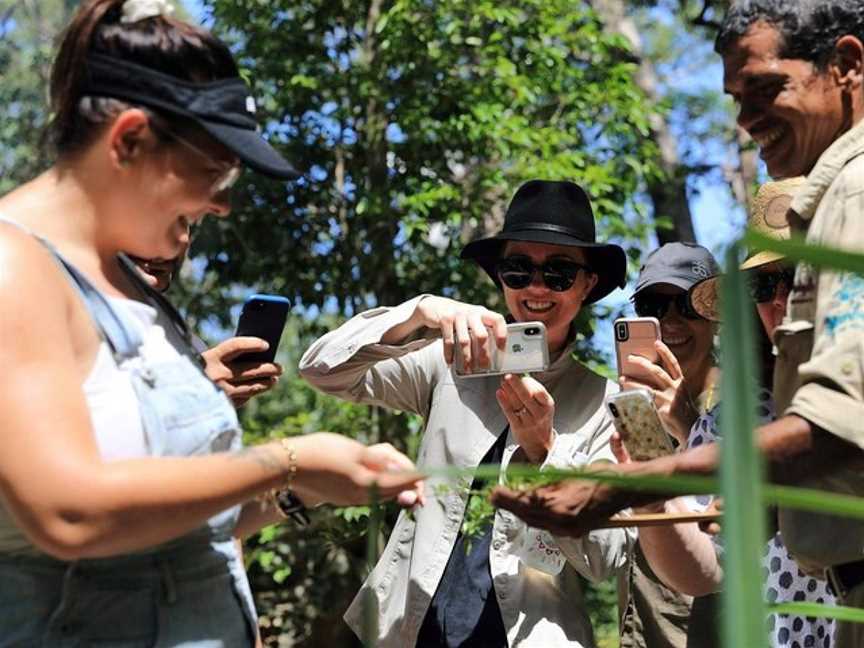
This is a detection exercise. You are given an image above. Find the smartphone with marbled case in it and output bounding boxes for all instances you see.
[606,389,675,461]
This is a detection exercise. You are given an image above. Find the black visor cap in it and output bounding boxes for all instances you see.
[82,54,299,180]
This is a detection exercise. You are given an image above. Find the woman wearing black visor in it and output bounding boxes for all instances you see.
[0,1,421,645]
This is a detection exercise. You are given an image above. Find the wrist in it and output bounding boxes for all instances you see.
[521,429,555,464]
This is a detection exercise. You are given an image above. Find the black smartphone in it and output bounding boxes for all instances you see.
[234,294,291,363]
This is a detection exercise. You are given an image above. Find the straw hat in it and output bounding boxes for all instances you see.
[689,177,805,322]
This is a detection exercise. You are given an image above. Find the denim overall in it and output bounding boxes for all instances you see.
[0,242,256,647]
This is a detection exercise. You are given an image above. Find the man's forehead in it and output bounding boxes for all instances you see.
[722,21,786,90]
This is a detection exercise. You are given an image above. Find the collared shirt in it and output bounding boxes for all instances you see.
[299,295,634,647]
[775,117,864,570]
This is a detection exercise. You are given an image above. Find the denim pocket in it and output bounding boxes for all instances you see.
[128,355,240,458]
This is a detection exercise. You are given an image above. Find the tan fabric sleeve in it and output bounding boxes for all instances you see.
[787,168,864,449]
[788,334,864,449]
[298,295,444,418]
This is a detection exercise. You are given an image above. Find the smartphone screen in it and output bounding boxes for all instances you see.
[234,294,291,363]
[614,317,661,379]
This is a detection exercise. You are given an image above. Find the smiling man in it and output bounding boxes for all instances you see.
[492,2,864,641]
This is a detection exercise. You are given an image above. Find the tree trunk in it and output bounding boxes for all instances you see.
[725,126,759,215]
[593,0,697,244]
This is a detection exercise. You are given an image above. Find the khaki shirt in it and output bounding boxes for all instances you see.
[776,117,864,570]
[299,296,634,647]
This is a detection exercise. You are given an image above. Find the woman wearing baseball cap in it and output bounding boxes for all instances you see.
[300,179,633,647]
[612,242,721,648]
[0,1,422,644]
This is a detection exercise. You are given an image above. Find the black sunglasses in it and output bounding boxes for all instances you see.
[496,255,593,292]
[634,291,703,321]
[748,269,794,303]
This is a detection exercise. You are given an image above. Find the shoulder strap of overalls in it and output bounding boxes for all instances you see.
[0,218,143,361]
[115,252,207,368]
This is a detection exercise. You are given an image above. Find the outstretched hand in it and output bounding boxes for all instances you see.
[490,477,618,537]
[291,434,425,509]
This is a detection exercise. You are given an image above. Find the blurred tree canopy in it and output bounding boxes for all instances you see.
[192,0,663,328]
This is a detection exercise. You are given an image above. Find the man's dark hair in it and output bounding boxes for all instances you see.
[715,0,864,69]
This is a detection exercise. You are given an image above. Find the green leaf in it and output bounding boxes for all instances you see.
[718,244,767,647]
[744,230,864,274]
[769,602,864,623]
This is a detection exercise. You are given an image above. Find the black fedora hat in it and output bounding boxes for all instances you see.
[460,180,627,303]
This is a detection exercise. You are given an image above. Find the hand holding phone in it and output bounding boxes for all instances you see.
[606,389,675,461]
[614,317,661,381]
[202,337,283,407]
[454,322,549,377]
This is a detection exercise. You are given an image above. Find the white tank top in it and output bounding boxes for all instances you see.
[0,296,191,554]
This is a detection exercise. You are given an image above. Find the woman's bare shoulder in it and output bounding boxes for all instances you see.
[0,222,71,320]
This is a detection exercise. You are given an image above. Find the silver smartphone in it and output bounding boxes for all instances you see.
[605,389,675,461]
[454,321,549,377]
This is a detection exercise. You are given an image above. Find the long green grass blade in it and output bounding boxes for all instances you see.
[719,244,767,647]
[423,463,864,520]
[744,230,864,274]
[769,602,864,623]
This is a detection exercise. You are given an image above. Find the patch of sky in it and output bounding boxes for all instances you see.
[387,123,407,143]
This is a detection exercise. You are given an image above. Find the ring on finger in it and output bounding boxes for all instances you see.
[513,406,527,417]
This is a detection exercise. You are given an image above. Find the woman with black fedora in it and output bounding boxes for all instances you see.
[300,179,634,647]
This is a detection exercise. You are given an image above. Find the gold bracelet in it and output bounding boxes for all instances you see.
[268,438,309,525]
[255,438,297,508]
[276,437,298,491]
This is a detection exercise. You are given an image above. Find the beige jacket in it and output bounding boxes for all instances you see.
[775,117,864,571]
[299,296,634,647]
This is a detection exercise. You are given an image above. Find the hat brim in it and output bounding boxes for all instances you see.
[200,121,300,180]
[692,250,788,321]
[632,277,696,297]
[740,250,785,270]
[460,230,627,304]
[689,276,722,322]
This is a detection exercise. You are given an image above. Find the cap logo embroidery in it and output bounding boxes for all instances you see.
[246,96,257,114]
[691,261,711,279]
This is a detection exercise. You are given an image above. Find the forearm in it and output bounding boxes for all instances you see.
[606,416,861,520]
[758,415,864,484]
[8,437,325,560]
[600,443,719,512]
[638,498,723,596]
[380,305,427,345]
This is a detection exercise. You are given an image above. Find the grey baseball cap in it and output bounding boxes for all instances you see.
[633,242,719,296]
